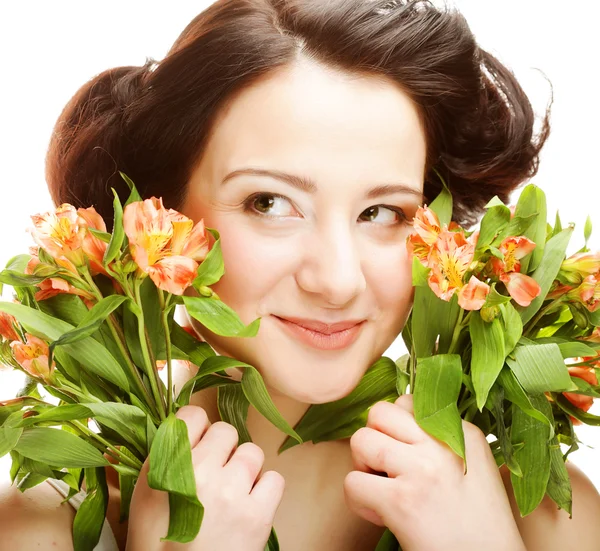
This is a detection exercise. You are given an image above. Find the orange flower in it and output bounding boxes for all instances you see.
[427,230,489,310]
[568,275,600,312]
[559,252,600,285]
[488,236,541,307]
[123,198,210,295]
[413,206,442,245]
[0,312,21,342]
[10,333,55,383]
[563,365,598,425]
[77,206,109,275]
[29,204,87,267]
[458,275,490,310]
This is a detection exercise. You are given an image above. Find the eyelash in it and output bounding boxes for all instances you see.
[242,192,409,226]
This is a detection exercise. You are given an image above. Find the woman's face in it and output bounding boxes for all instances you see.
[182,58,426,404]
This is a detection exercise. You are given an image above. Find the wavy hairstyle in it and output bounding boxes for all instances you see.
[45,0,552,229]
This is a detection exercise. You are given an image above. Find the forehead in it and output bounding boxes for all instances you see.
[196,57,427,196]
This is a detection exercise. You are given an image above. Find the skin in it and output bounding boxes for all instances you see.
[1,55,600,550]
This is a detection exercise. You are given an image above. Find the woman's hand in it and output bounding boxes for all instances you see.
[343,395,526,551]
[126,405,285,551]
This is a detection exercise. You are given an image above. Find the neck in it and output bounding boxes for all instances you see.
[245,385,310,459]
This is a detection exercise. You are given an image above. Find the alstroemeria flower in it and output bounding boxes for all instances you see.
[563,364,598,425]
[28,204,88,267]
[427,230,489,310]
[0,312,20,342]
[413,206,442,245]
[77,206,109,275]
[123,197,210,295]
[458,275,490,310]
[10,333,55,383]
[488,236,541,307]
[567,274,600,312]
[559,252,600,285]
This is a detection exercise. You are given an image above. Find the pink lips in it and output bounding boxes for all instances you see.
[273,316,365,350]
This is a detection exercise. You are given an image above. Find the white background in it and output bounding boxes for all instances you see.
[0,1,598,489]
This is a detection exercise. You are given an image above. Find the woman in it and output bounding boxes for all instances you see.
[1,0,599,549]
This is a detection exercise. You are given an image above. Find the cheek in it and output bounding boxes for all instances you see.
[210,224,297,313]
[369,244,414,323]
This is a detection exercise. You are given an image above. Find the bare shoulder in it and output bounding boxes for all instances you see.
[500,462,600,551]
[0,478,75,551]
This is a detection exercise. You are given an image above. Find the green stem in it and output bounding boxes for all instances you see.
[69,419,143,471]
[524,297,564,337]
[134,279,167,422]
[81,268,161,422]
[448,309,466,355]
[157,290,174,415]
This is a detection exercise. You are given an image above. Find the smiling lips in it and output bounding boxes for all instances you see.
[273,315,366,350]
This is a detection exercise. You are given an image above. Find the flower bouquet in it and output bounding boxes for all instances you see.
[0,173,300,550]
[276,182,600,550]
[0,172,599,551]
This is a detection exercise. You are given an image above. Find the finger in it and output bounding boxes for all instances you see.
[192,421,239,468]
[367,400,425,444]
[350,427,413,477]
[222,442,265,494]
[250,470,286,522]
[175,405,211,448]
[394,393,414,413]
[344,470,392,523]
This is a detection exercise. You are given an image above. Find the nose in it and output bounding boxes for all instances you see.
[295,222,367,308]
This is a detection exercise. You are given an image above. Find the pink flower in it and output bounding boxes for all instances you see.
[559,252,600,285]
[77,206,109,275]
[563,364,598,425]
[568,275,600,312]
[10,333,55,383]
[123,198,211,295]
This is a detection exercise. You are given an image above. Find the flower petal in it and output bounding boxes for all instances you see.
[504,272,541,307]
[458,276,490,311]
[146,256,199,295]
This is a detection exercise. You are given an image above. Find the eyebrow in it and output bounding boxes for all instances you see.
[221,167,424,202]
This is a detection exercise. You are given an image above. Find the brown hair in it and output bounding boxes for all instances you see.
[45,0,552,229]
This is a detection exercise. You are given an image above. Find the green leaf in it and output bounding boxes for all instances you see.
[506,343,574,393]
[147,413,204,543]
[0,425,23,458]
[265,527,281,551]
[584,215,592,245]
[518,227,573,325]
[103,189,125,265]
[534,338,598,360]
[554,394,600,425]
[0,270,45,287]
[510,394,552,516]
[119,171,143,206]
[482,284,512,308]
[551,210,563,238]
[411,286,460,358]
[414,354,465,463]
[545,437,572,515]
[117,446,138,522]
[278,356,397,453]
[497,368,554,435]
[14,427,110,468]
[513,185,547,273]
[488,386,522,477]
[476,205,511,252]
[411,256,430,287]
[428,176,452,226]
[49,294,129,364]
[193,229,224,287]
[183,296,260,338]
[241,366,302,446]
[16,404,92,428]
[217,383,252,444]
[499,303,523,355]
[375,529,401,551]
[470,314,505,410]
[88,228,112,243]
[72,466,109,551]
[0,301,130,392]
[177,374,238,408]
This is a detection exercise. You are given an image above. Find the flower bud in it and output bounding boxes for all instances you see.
[480,305,500,322]
[198,285,213,297]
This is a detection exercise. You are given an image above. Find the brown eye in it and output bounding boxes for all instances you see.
[359,206,380,222]
[254,195,275,213]
[358,205,404,224]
